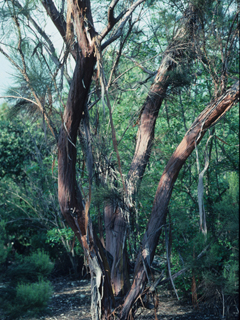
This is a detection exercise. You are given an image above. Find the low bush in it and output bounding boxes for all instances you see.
[6,250,54,283]
[0,250,54,318]
[16,280,52,313]
[3,280,53,318]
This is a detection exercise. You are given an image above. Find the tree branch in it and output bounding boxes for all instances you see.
[42,0,77,60]
[101,0,145,50]
[121,80,239,320]
[99,0,120,41]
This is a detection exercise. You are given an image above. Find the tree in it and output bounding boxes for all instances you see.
[0,0,239,319]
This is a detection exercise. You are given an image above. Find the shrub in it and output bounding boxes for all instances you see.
[4,280,53,318]
[7,250,54,283]
[25,250,54,277]
[16,280,52,310]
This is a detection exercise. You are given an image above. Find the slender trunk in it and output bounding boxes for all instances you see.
[106,3,199,299]
[56,1,117,317]
[121,81,239,319]
[58,51,114,319]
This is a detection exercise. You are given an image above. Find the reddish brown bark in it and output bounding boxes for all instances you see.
[121,81,239,319]
[106,3,199,299]
[57,49,114,320]
[56,1,116,318]
[104,205,131,298]
[58,53,94,239]
[127,3,198,197]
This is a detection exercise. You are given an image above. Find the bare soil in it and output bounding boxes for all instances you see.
[19,277,238,320]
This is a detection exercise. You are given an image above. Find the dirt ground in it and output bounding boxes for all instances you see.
[19,276,238,320]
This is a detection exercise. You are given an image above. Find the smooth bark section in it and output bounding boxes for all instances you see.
[121,81,239,319]
[58,53,94,238]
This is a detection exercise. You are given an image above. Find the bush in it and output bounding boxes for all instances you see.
[16,280,52,311]
[25,250,54,277]
[3,280,53,318]
[6,250,54,283]
[1,250,54,318]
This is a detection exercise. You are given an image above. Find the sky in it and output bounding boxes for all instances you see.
[0,55,13,98]
[0,0,144,102]
[0,16,64,102]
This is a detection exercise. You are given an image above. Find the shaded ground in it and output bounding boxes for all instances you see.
[43,278,92,320]
[17,276,238,320]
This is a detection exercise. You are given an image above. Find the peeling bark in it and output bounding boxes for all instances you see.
[106,3,200,299]
[104,205,131,298]
[56,1,116,318]
[58,50,114,320]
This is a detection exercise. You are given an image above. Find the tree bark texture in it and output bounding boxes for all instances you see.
[56,1,116,318]
[104,204,131,298]
[58,54,94,239]
[126,3,198,201]
[105,3,200,299]
[120,81,239,319]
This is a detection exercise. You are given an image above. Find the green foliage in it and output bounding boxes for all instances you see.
[46,227,83,255]
[0,117,32,180]
[0,249,53,318]
[201,172,239,296]
[6,250,54,283]
[2,280,52,318]
[15,280,52,313]
[0,221,8,265]
[46,227,75,246]
[0,104,81,278]
[26,250,54,276]
[168,169,239,301]
[223,261,239,295]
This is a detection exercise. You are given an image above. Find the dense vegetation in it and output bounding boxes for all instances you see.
[0,0,239,319]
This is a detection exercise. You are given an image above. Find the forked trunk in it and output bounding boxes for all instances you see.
[121,81,239,319]
[105,3,199,298]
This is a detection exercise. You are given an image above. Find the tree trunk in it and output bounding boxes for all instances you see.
[55,0,120,317]
[105,3,199,299]
[104,204,131,298]
[121,81,239,319]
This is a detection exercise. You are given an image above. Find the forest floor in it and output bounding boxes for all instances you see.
[20,276,237,320]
